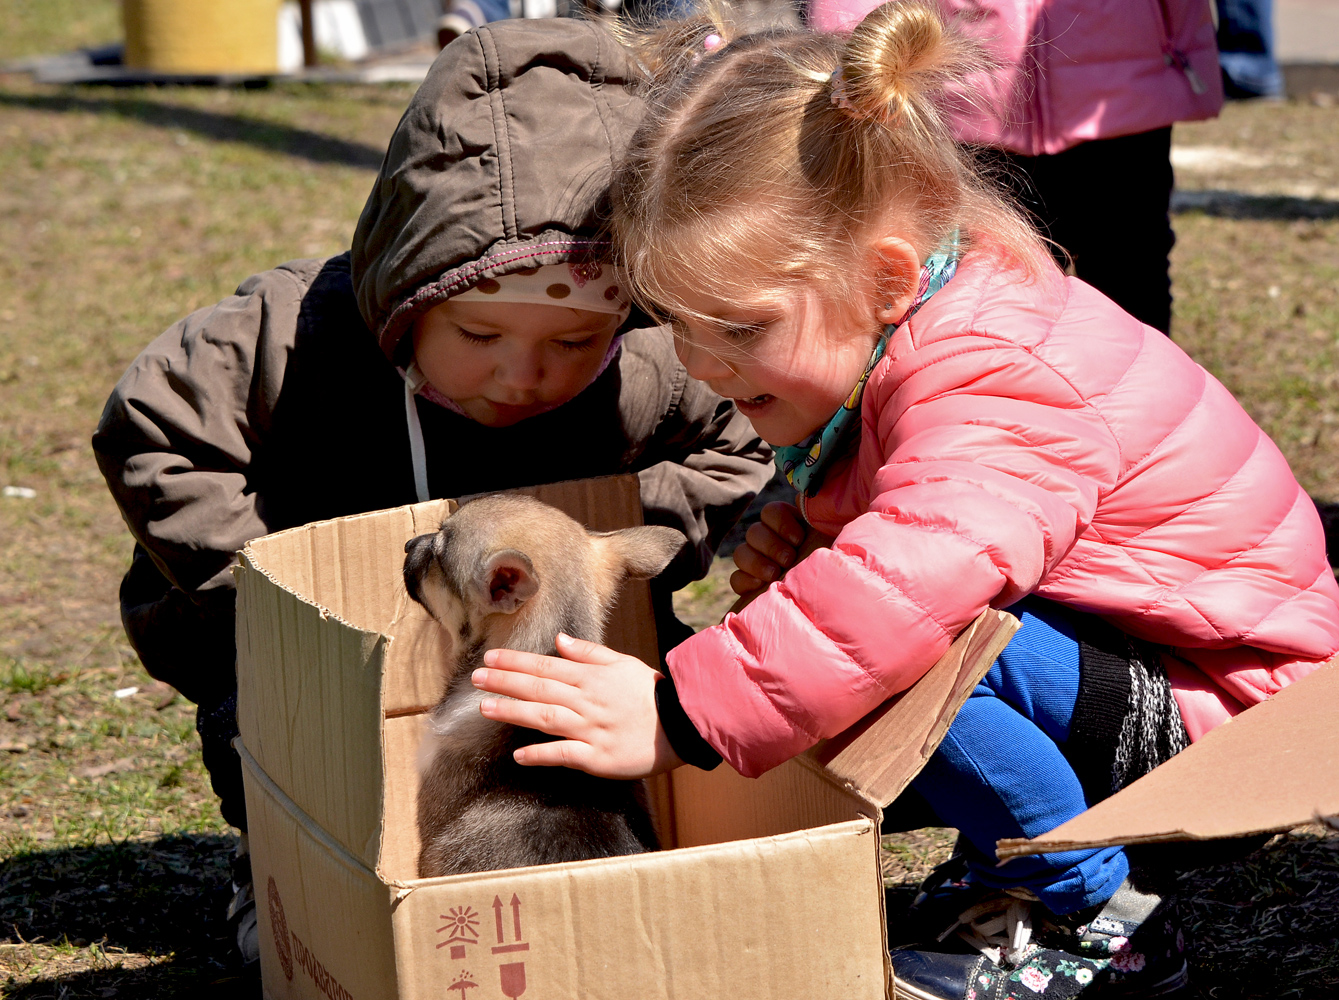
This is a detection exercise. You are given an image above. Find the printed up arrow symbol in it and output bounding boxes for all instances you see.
[510,894,522,941]
[493,896,505,944]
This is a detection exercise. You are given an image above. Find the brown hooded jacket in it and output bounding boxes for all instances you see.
[93,20,772,710]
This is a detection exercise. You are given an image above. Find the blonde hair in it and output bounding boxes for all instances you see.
[611,1,1050,323]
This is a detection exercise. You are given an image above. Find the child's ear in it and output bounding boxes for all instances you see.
[474,550,539,614]
[596,526,687,581]
[869,235,923,326]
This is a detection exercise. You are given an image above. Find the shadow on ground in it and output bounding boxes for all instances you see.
[1,833,259,999]
[881,828,1339,1000]
[4,961,259,1000]
[1172,189,1339,221]
[0,92,386,170]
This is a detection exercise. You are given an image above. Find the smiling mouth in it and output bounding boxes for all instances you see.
[734,394,775,409]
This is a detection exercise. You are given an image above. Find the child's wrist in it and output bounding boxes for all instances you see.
[653,674,722,771]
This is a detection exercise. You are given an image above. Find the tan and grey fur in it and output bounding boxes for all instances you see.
[403,494,684,878]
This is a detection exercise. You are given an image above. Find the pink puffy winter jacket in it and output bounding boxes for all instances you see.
[808,0,1224,156]
[667,253,1339,778]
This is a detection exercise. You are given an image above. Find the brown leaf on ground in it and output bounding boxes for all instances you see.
[140,681,177,710]
[73,757,136,779]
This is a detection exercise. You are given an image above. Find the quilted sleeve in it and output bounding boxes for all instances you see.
[667,337,1123,777]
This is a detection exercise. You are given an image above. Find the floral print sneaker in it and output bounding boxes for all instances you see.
[889,878,1189,1000]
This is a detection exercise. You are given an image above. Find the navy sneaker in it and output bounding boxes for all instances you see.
[889,868,1189,999]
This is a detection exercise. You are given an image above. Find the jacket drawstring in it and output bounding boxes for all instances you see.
[403,365,431,503]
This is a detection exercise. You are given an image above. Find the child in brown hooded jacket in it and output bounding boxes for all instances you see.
[92,18,772,962]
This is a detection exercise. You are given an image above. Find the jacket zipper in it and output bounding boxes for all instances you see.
[1150,0,1208,94]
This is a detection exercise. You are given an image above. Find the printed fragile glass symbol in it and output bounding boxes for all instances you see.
[438,905,482,959]
[499,962,527,999]
[448,970,479,997]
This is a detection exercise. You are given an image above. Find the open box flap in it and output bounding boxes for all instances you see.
[997,658,1339,859]
[728,531,1021,811]
[804,608,1021,809]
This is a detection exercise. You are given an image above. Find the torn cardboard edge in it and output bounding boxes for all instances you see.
[998,657,1339,860]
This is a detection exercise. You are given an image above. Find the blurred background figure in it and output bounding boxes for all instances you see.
[437,0,693,48]
[438,0,512,46]
[1216,0,1286,98]
[808,0,1225,335]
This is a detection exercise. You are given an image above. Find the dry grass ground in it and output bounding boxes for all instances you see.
[2,6,1338,995]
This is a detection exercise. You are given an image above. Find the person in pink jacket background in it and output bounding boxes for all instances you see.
[810,0,1224,335]
[468,5,1336,998]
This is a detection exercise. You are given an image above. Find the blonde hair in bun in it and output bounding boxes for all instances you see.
[835,0,972,131]
[611,1,1049,324]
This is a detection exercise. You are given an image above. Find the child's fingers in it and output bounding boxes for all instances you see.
[478,694,584,736]
[734,536,786,585]
[744,521,796,569]
[730,568,766,597]
[513,740,594,771]
[471,667,579,711]
[759,501,806,547]
[553,633,628,666]
[481,647,584,684]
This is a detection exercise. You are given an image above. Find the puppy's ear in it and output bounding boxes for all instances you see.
[597,525,686,581]
[475,549,539,614]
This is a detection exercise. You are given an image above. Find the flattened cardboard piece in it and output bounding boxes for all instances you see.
[808,608,1020,808]
[997,658,1339,859]
[391,820,887,1000]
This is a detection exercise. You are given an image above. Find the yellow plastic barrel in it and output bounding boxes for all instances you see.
[123,0,280,74]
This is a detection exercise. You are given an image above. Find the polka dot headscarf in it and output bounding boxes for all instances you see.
[450,261,632,318]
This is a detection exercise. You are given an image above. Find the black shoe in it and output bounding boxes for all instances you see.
[890,869,1189,999]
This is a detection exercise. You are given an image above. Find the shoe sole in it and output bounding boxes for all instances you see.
[891,960,1190,1000]
[892,977,955,1000]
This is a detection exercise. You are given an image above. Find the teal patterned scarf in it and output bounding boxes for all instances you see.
[774,235,961,498]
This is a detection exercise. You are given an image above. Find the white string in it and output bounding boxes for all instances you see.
[403,369,430,503]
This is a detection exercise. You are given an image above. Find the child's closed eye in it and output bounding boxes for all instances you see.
[456,328,499,345]
[555,335,600,352]
[720,322,767,342]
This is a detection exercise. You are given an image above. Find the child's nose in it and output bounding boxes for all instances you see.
[495,351,543,391]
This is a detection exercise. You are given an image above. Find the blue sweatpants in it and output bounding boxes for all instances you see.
[910,599,1129,915]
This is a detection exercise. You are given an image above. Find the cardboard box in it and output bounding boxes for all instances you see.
[234,474,1019,1000]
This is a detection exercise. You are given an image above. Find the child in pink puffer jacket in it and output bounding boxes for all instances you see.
[469,6,1337,998]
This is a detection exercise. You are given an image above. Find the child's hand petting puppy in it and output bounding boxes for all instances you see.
[730,501,807,596]
[472,634,684,779]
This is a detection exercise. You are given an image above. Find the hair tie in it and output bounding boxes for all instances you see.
[829,67,855,112]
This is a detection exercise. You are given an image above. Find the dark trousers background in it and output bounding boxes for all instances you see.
[980,127,1176,336]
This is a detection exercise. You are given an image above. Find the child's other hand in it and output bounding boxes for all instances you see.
[471,634,684,779]
[730,501,806,596]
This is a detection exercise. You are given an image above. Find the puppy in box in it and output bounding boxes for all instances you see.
[403,494,683,877]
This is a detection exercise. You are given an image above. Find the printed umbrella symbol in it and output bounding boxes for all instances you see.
[499,962,527,998]
[448,971,479,998]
